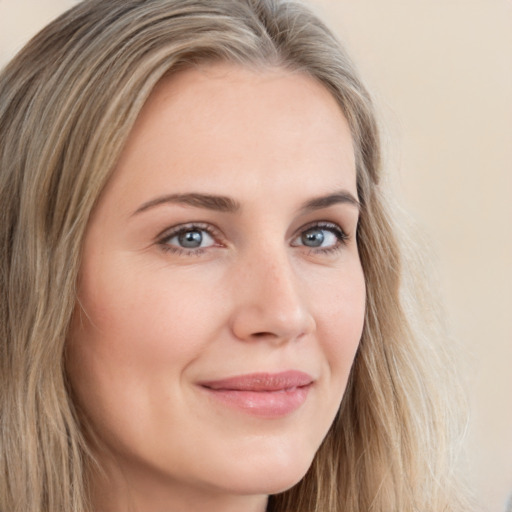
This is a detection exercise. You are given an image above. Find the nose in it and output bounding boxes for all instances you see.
[229,251,316,343]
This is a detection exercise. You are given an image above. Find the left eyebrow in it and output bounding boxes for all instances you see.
[131,192,240,216]
[300,190,361,213]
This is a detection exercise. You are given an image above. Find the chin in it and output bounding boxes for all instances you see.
[253,471,309,496]
[212,449,315,496]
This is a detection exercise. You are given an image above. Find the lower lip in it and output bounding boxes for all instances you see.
[201,385,312,418]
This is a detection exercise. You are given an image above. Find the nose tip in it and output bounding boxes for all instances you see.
[229,258,316,343]
[231,302,315,342]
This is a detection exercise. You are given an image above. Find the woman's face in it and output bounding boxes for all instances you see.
[67,63,365,511]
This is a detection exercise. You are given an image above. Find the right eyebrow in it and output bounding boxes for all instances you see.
[131,193,241,216]
[300,190,361,213]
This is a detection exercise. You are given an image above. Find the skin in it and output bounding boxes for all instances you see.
[67,63,366,512]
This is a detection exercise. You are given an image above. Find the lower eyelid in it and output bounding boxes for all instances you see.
[158,245,207,256]
[156,222,350,257]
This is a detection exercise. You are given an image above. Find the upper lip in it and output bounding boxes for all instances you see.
[199,370,314,392]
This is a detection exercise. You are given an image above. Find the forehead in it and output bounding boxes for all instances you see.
[100,63,356,212]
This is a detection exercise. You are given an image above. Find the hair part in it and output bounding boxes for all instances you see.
[0,1,469,511]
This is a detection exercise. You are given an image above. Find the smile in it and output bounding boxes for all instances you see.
[199,371,314,418]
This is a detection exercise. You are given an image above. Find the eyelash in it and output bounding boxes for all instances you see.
[157,222,221,256]
[296,221,350,255]
[156,221,350,257]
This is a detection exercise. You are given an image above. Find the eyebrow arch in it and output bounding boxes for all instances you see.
[132,189,360,217]
[132,193,241,216]
[301,190,361,212]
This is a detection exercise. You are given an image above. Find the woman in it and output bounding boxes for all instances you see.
[0,0,469,511]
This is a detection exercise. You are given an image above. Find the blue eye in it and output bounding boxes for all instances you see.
[176,229,207,248]
[301,228,328,247]
[160,225,216,252]
[292,223,348,251]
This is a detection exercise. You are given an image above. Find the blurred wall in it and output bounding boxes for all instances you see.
[1,1,511,511]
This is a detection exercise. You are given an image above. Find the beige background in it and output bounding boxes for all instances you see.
[1,1,511,510]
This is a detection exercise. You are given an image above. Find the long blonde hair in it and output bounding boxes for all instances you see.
[0,1,469,511]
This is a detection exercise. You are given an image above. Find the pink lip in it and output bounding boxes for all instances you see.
[199,371,314,418]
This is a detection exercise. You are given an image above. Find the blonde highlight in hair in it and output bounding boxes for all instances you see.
[0,1,469,511]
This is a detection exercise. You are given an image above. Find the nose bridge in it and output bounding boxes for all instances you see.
[229,243,315,342]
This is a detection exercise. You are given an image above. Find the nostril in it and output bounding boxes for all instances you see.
[251,331,275,338]
[249,330,307,341]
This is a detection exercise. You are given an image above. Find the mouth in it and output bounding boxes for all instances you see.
[198,371,314,418]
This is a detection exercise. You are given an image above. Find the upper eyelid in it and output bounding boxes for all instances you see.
[292,220,349,238]
[156,222,222,241]
[154,219,351,250]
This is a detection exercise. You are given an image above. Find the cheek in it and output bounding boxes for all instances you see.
[66,262,230,463]
[313,263,366,382]
[68,259,215,403]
